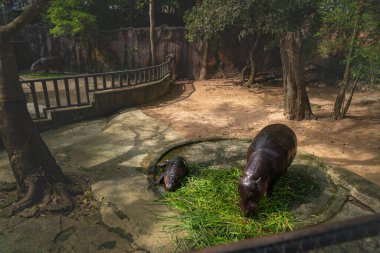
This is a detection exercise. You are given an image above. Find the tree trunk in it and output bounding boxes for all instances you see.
[280,32,316,120]
[149,0,156,65]
[333,2,363,119]
[246,50,257,86]
[199,40,208,80]
[0,0,73,213]
[241,64,249,82]
[246,34,260,86]
[342,77,359,117]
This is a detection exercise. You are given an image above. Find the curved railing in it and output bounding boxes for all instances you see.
[21,55,174,120]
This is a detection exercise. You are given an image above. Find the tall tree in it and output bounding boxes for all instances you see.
[318,0,379,119]
[149,0,156,65]
[185,0,317,120]
[0,0,72,212]
[257,0,319,120]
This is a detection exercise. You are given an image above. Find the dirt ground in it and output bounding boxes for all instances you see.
[141,78,380,186]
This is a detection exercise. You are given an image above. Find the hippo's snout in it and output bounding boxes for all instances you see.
[240,201,259,216]
[166,183,175,192]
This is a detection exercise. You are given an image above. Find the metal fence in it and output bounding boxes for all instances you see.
[21,56,173,120]
[193,214,380,253]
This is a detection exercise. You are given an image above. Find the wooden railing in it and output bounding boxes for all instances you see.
[21,55,174,120]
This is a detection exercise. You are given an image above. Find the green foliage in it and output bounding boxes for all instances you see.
[318,0,380,83]
[161,166,317,249]
[185,0,321,42]
[46,0,97,41]
[45,0,195,32]
[184,0,249,41]
[355,40,380,84]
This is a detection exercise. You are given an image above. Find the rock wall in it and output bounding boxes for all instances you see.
[14,25,281,79]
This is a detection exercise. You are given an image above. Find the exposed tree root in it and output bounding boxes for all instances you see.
[10,175,82,215]
[12,175,46,212]
[0,173,101,221]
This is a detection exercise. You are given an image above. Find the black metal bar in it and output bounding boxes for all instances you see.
[138,71,141,84]
[64,78,71,106]
[53,79,61,108]
[193,215,380,253]
[41,80,51,110]
[111,74,115,88]
[102,74,107,89]
[84,76,90,104]
[119,74,123,86]
[93,76,98,91]
[74,77,81,105]
[29,81,40,119]
[127,72,130,86]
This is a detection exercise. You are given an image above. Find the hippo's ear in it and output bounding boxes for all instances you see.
[157,161,168,169]
[255,177,262,184]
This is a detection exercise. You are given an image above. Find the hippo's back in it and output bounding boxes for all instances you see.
[249,124,297,166]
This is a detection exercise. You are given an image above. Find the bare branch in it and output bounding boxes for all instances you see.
[0,0,51,35]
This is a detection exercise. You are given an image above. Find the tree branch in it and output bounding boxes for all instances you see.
[0,0,51,35]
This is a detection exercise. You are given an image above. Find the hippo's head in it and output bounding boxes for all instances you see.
[238,176,264,215]
[164,172,181,192]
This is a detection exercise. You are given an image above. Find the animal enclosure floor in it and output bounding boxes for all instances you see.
[141,79,380,186]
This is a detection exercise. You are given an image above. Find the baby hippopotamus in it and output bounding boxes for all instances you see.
[239,124,297,215]
[155,156,189,192]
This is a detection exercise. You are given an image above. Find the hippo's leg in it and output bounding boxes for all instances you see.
[155,173,165,185]
[267,178,278,198]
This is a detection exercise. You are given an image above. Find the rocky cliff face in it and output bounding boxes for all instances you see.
[14,25,280,79]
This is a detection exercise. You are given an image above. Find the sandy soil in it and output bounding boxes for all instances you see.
[141,79,380,186]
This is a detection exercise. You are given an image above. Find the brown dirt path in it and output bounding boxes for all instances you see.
[140,79,380,186]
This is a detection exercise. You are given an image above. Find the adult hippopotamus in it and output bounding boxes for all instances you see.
[155,156,189,192]
[238,124,297,215]
[30,56,64,73]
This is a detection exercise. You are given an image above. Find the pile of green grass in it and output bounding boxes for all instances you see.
[161,166,317,249]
